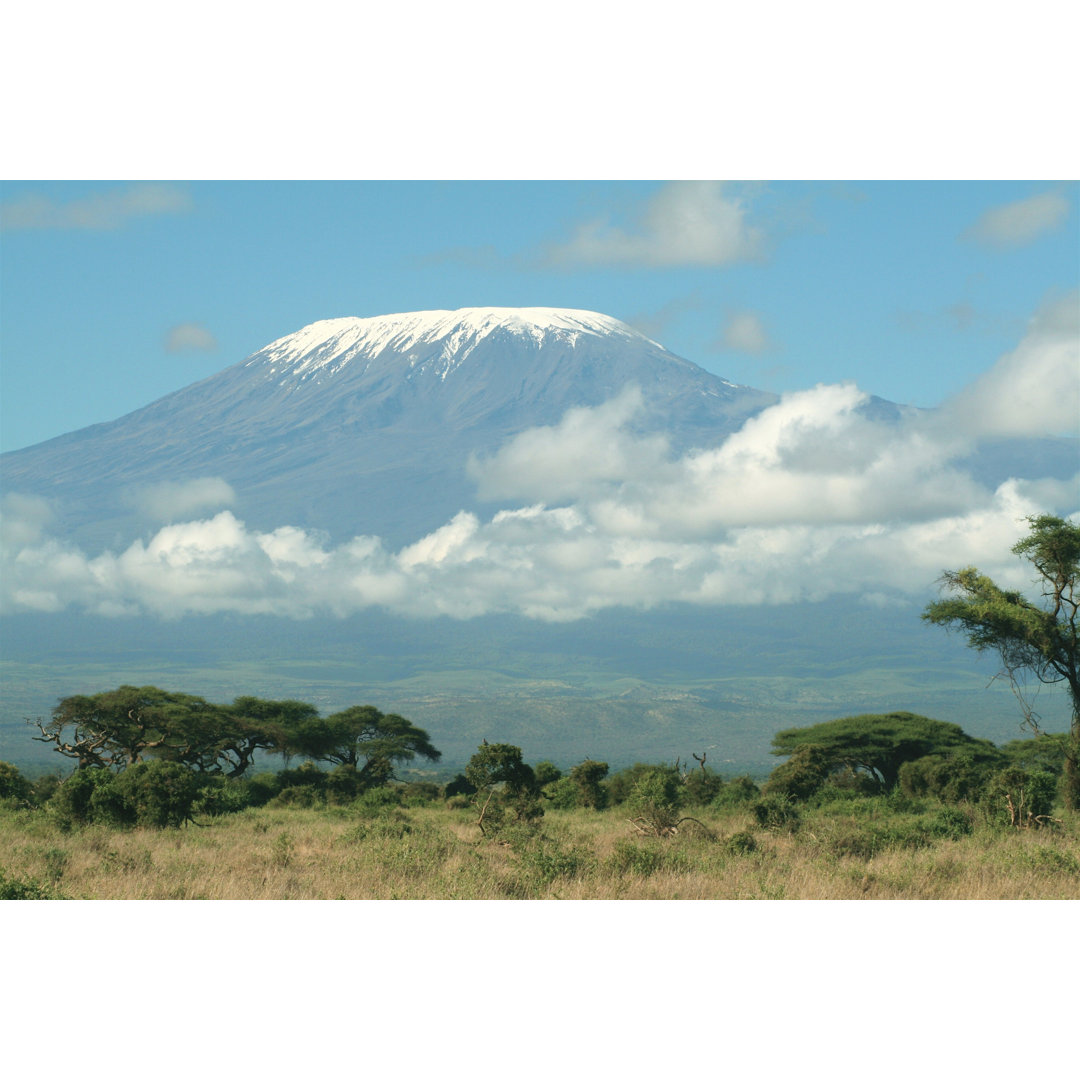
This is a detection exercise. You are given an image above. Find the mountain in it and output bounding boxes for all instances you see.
[2,307,778,549]
[2,306,1075,772]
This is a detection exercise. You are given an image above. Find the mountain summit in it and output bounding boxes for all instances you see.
[1,307,776,547]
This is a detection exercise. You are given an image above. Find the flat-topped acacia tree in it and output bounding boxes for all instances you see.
[922,515,1080,810]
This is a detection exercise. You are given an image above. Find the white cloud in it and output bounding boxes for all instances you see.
[3,296,1075,622]
[127,477,236,523]
[166,323,218,352]
[0,183,193,231]
[720,310,773,354]
[962,189,1070,249]
[938,290,1079,438]
[544,182,764,267]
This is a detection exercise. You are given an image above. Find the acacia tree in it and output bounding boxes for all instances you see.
[289,705,441,788]
[33,686,224,770]
[769,712,982,791]
[922,515,1080,809]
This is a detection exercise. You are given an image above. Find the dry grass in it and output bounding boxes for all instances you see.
[3,801,1079,900]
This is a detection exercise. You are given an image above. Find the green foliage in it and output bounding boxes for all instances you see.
[32,774,61,805]
[723,830,758,856]
[982,768,1059,829]
[289,705,440,788]
[0,868,64,900]
[465,743,544,834]
[898,743,1006,803]
[607,839,666,876]
[682,767,724,806]
[750,794,801,832]
[569,759,609,809]
[771,712,981,790]
[443,774,476,798]
[763,743,834,801]
[922,515,1080,809]
[544,776,583,810]
[49,768,117,830]
[0,761,33,805]
[107,761,200,827]
[533,761,562,786]
[1000,734,1071,776]
[627,766,684,835]
[710,774,760,808]
[604,762,668,806]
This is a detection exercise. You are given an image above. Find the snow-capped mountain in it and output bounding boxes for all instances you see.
[0,307,776,547]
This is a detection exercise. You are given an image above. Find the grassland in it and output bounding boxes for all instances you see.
[4,795,1079,900]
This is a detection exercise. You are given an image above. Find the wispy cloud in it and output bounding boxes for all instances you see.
[543,182,765,267]
[125,477,236,523]
[718,310,774,354]
[0,183,192,231]
[962,189,1070,249]
[166,323,218,353]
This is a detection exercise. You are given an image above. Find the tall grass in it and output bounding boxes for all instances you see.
[2,799,1078,899]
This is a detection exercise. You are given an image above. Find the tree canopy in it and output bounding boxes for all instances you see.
[770,712,985,790]
[922,514,1080,807]
[288,705,441,786]
[33,687,438,789]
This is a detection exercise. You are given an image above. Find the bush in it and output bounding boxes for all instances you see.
[683,767,724,806]
[723,830,758,855]
[898,746,1004,803]
[50,768,116,829]
[246,772,282,806]
[0,761,33,805]
[444,774,477,798]
[534,761,562,786]
[711,775,760,808]
[569,760,609,809]
[627,766,684,835]
[982,768,1058,829]
[545,776,582,810]
[763,744,832,801]
[750,794,801,832]
[190,776,254,817]
[108,761,200,828]
[0,869,63,900]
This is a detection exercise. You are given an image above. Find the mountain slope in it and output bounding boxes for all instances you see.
[1,307,776,548]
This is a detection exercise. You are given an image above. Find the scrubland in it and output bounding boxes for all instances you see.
[3,795,1078,900]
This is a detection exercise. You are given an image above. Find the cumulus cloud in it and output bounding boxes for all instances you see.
[166,323,218,353]
[962,189,1070,249]
[938,290,1079,438]
[3,296,1075,622]
[0,183,193,231]
[719,310,773,354]
[126,477,236,523]
[544,182,764,267]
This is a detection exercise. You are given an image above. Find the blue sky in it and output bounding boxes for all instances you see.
[2,179,1077,453]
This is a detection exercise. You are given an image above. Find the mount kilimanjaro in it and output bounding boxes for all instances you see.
[2,306,1074,769]
[3,306,784,549]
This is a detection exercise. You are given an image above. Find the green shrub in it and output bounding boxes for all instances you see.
[723,830,758,855]
[927,806,975,840]
[898,746,1004,803]
[711,775,760,808]
[627,767,684,835]
[569,759,609,809]
[750,794,801,832]
[683,767,724,806]
[0,762,33,805]
[982,768,1058,829]
[190,775,254,817]
[107,761,200,827]
[246,772,281,806]
[763,744,832,801]
[49,768,116,829]
[607,839,665,876]
[0,868,63,900]
[533,761,562,786]
[545,776,582,810]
